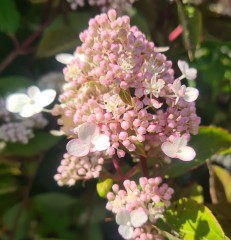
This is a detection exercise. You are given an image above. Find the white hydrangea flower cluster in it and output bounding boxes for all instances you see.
[0,97,48,144]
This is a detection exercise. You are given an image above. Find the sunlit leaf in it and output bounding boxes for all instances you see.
[119,88,133,106]
[210,165,231,203]
[173,183,203,204]
[157,198,226,240]
[96,178,113,198]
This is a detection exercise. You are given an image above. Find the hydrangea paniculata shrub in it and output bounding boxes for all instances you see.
[53,9,200,239]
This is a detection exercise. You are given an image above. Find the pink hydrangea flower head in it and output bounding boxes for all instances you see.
[106,177,174,239]
[53,9,200,185]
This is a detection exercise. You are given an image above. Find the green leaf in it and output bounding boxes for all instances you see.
[119,88,133,106]
[0,174,17,195]
[32,192,84,238]
[96,178,113,198]
[155,227,182,240]
[210,165,231,203]
[36,12,92,58]
[0,76,31,96]
[0,160,21,176]
[3,203,30,239]
[133,141,146,156]
[206,203,231,238]
[0,0,20,34]
[88,224,103,240]
[173,183,204,204]
[158,198,226,240]
[2,133,62,157]
[163,127,231,178]
[177,1,202,60]
[32,192,77,212]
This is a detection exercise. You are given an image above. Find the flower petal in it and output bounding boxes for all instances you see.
[27,86,41,99]
[78,123,99,143]
[55,53,74,65]
[173,136,187,149]
[172,79,181,94]
[116,210,130,225]
[176,146,196,161]
[20,103,42,117]
[184,87,199,102]
[178,60,188,75]
[66,139,90,157]
[155,46,170,52]
[118,225,133,240]
[185,68,197,80]
[6,94,30,113]
[92,134,110,152]
[161,141,177,158]
[130,209,148,228]
[39,89,56,107]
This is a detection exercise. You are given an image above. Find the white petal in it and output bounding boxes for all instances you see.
[66,139,90,157]
[116,210,130,225]
[178,60,188,74]
[177,136,187,148]
[130,209,148,228]
[78,123,99,144]
[185,68,197,80]
[118,225,134,240]
[176,146,196,161]
[92,134,110,152]
[172,79,181,93]
[184,87,199,102]
[155,46,170,52]
[20,104,42,117]
[6,94,29,113]
[161,142,177,158]
[55,53,74,65]
[39,89,56,107]
[27,86,41,99]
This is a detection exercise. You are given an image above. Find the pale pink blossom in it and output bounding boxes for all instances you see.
[161,135,196,161]
[172,79,199,103]
[116,209,148,239]
[66,122,110,157]
[178,60,197,81]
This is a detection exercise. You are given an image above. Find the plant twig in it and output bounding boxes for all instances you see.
[123,163,139,180]
[112,155,123,181]
[140,156,149,177]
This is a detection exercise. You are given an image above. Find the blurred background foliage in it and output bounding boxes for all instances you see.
[0,0,231,239]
